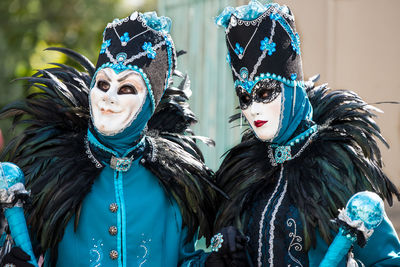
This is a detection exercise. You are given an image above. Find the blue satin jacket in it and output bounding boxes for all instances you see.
[49,137,202,266]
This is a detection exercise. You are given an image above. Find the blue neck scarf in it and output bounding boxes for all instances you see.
[272,83,313,145]
[89,96,152,156]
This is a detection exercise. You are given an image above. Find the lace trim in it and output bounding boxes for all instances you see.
[257,165,284,266]
[84,137,103,168]
[267,171,288,266]
[225,4,293,34]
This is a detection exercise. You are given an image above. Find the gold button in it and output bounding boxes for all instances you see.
[109,250,118,260]
[109,226,118,236]
[109,203,118,213]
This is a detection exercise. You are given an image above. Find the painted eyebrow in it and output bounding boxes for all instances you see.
[97,71,111,81]
[117,71,140,82]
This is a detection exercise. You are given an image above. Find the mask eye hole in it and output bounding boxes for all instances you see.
[240,94,251,105]
[97,80,110,92]
[118,84,138,95]
[253,79,282,103]
[256,88,271,100]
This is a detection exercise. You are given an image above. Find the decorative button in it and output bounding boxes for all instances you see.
[109,203,118,213]
[109,226,118,236]
[109,250,118,260]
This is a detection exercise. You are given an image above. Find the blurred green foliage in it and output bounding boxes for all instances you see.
[0,0,156,144]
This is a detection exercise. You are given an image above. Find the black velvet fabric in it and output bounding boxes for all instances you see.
[245,171,309,266]
[95,14,175,106]
[226,6,303,83]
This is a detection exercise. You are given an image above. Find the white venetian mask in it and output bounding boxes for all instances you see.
[238,80,282,141]
[90,68,148,136]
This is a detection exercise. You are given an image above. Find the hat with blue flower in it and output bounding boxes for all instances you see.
[216,1,303,94]
[93,11,176,112]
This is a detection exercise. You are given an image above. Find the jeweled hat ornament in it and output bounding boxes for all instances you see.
[215,1,303,94]
[93,11,177,112]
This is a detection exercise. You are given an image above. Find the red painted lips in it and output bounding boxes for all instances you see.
[254,120,268,127]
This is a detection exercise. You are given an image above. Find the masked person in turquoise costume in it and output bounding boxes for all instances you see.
[0,11,220,266]
[206,1,400,266]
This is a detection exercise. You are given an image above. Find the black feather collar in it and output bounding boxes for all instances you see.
[0,47,218,266]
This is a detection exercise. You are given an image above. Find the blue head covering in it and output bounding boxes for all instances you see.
[89,95,152,156]
[272,83,313,145]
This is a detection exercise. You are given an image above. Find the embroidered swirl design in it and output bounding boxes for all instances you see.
[137,234,151,266]
[89,239,104,267]
[139,243,148,267]
[286,218,303,267]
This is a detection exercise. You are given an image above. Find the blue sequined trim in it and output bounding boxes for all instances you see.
[285,125,317,146]
[234,72,305,93]
[163,35,174,94]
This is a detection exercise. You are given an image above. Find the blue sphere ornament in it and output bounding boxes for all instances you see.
[346,191,384,230]
[0,162,25,189]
